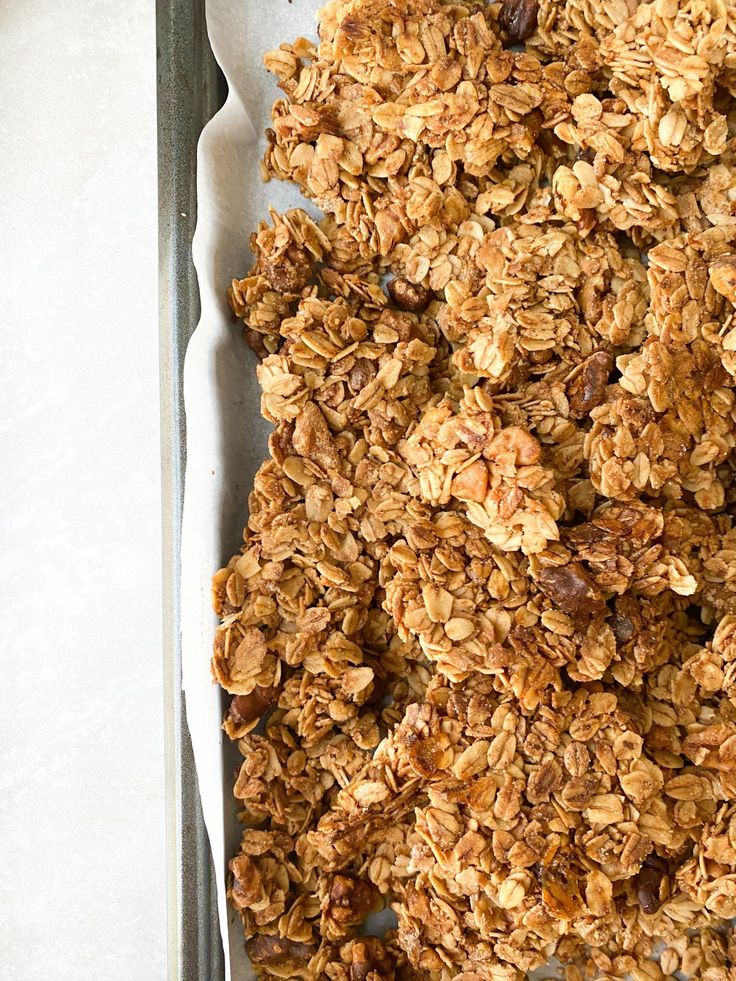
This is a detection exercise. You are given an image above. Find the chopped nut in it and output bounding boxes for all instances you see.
[347,358,377,395]
[487,427,541,466]
[709,256,736,305]
[450,460,488,503]
[348,938,395,981]
[245,934,316,966]
[261,243,311,294]
[292,402,339,471]
[387,277,432,313]
[230,854,263,910]
[323,875,378,938]
[567,352,612,419]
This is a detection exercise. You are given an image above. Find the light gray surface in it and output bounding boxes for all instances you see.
[0,3,165,979]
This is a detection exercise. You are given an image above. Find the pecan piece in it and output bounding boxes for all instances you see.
[536,562,606,618]
[567,351,612,419]
[709,255,736,304]
[387,277,432,313]
[229,854,263,909]
[347,357,377,395]
[293,401,340,471]
[245,934,317,966]
[323,875,379,939]
[499,0,539,42]
[349,938,395,981]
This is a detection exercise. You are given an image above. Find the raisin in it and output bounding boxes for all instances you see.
[499,0,539,43]
[243,328,269,361]
[537,563,606,618]
[635,854,669,914]
[229,686,277,726]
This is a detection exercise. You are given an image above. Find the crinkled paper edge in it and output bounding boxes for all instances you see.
[180,2,318,979]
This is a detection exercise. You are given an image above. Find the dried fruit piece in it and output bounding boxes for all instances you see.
[243,328,270,361]
[228,686,277,726]
[499,0,539,43]
[536,563,607,618]
[635,855,669,914]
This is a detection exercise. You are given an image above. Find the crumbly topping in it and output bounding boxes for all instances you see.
[213,0,736,976]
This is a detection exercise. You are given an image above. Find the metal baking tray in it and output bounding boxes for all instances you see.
[157,2,228,978]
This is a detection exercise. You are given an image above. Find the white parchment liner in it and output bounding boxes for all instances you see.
[181,3,318,978]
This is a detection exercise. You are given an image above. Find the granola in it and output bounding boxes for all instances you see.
[212,0,736,976]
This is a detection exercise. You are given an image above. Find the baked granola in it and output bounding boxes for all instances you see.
[212,0,736,976]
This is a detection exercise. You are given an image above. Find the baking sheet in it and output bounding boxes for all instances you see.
[180,2,319,978]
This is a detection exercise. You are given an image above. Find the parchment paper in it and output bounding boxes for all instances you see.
[181,3,319,978]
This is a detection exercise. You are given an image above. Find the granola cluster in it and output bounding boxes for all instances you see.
[212,0,736,976]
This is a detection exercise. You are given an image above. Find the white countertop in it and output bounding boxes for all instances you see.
[0,3,166,978]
